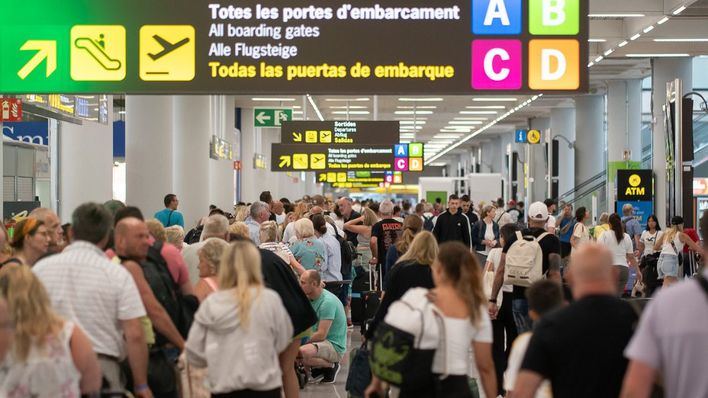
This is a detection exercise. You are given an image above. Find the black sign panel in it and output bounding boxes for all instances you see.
[280,121,400,145]
[617,169,653,202]
[2,0,589,94]
[271,144,394,171]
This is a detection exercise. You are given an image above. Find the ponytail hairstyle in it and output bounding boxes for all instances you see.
[395,215,423,254]
[218,241,264,329]
[575,207,587,223]
[310,214,328,236]
[608,213,624,243]
[435,242,485,325]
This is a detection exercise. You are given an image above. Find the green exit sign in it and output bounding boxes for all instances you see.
[254,108,292,128]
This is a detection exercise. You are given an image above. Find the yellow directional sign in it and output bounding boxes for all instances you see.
[527,129,541,144]
[139,25,195,81]
[71,25,126,81]
[310,153,326,170]
[17,40,57,80]
[319,130,332,143]
[278,155,291,168]
[292,132,303,142]
[305,130,318,143]
[293,154,308,170]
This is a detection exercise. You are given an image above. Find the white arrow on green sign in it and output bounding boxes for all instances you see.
[17,40,57,80]
[254,108,292,128]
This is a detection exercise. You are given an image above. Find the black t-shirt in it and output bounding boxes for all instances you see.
[366,261,434,339]
[343,210,361,245]
[502,227,560,299]
[371,218,403,265]
[521,295,637,398]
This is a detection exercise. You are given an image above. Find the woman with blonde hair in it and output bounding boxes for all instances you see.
[344,207,378,270]
[365,231,438,340]
[194,238,230,302]
[186,241,293,397]
[384,215,423,281]
[165,225,187,251]
[290,218,326,273]
[0,264,101,396]
[228,221,250,241]
[259,221,306,275]
[366,242,497,398]
[653,216,703,287]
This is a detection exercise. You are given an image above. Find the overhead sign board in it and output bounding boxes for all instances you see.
[254,108,292,127]
[317,170,403,185]
[272,142,424,172]
[617,169,653,202]
[281,121,399,145]
[0,0,588,94]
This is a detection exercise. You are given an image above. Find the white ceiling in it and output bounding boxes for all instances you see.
[234,0,708,165]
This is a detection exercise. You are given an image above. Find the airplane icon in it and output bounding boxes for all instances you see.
[148,35,190,60]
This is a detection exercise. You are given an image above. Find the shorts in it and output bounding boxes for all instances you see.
[657,253,679,278]
[312,340,343,363]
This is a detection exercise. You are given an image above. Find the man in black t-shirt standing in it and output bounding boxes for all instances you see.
[337,197,360,246]
[508,244,637,398]
[489,201,561,333]
[432,194,472,248]
[461,195,479,225]
[370,200,402,287]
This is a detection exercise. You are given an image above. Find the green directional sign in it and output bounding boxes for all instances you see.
[254,109,292,128]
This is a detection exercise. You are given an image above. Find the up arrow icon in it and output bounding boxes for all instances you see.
[17,40,57,80]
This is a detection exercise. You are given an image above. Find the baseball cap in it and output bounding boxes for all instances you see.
[528,201,549,221]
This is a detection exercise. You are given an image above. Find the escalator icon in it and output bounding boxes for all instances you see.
[70,25,126,81]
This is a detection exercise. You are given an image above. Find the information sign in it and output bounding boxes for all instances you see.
[617,169,652,202]
[254,108,292,127]
[0,0,588,94]
[281,121,399,144]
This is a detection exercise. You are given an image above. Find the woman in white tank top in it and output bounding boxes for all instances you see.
[653,216,703,287]
[0,265,101,397]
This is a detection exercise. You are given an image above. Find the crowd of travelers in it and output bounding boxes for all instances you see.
[0,191,703,398]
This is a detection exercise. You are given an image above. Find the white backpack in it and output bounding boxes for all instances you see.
[504,231,548,287]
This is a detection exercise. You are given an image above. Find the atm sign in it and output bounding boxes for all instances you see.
[617,169,652,202]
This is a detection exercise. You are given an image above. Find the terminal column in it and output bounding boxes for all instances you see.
[529,117,550,203]
[574,95,605,201]
[651,58,693,226]
[173,96,211,228]
[550,107,576,199]
[607,80,643,163]
[209,96,237,212]
[126,96,174,217]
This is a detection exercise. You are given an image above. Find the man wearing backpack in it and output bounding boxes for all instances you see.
[115,217,186,398]
[489,202,561,334]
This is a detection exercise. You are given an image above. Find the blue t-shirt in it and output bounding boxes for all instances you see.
[559,218,575,243]
[622,216,643,249]
[310,289,347,354]
[154,208,185,228]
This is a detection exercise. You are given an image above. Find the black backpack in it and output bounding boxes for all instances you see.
[184,225,203,245]
[141,241,198,343]
[423,216,434,231]
[328,221,356,276]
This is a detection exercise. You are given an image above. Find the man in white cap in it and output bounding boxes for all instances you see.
[488,202,562,334]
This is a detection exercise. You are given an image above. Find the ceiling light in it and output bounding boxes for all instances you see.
[630,33,641,40]
[324,98,370,102]
[595,56,604,62]
[396,106,438,109]
[398,97,444,102]
[331,111,369,115]
[460,111,498,115]
[251,97,295,101]
[587,62,595,67]
[654,38,708,42]
[658,16,669,24]
[395,110,434,115]
[293,111,303,114]
[673,5,686,15]
[329,105,368,109]
[434,134,464,139]
[454,117,489,121]
[643,25,655,33]
[472,97,517,102]
[604,49,614,56]
[449,121,483,125]
[625,53,691,57]
[306,94,324,121]
[588,39,607,42]
[618,40,629,47]
[588,13,645,18]
[465,105,505,109]
[400,120,426,124]
[428,162,448,167]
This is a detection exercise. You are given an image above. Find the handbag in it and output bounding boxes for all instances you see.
[178,353,209,398]
[369,290,444,390]
[147,348,178,394]
[482,256,503,306]
[345,342,371,397]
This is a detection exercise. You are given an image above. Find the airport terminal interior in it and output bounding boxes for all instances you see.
[1,0,708,397]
